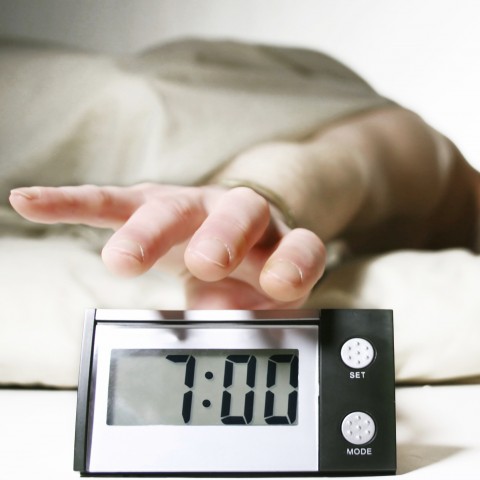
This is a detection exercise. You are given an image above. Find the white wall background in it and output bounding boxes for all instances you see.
[1,0,479,169]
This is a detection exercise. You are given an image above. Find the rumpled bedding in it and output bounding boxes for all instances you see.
[1,38,479,387]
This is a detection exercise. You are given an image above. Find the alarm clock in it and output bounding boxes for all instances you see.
[74,309,396,476]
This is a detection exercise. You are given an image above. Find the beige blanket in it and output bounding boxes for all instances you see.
[1,38,478,386]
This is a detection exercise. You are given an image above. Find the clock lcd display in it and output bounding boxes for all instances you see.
[107,349,299,426]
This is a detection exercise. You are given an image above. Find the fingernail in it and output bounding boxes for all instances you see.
[263,260,303,286]
[10,187,41,200]
[189,238,231,268]
[106,239,145,263]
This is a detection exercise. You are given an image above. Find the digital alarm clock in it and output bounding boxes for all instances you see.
[74,309,396,476]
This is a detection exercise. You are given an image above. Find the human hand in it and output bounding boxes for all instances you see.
[9,184,326,309]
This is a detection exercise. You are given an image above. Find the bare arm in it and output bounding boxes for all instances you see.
[212,106,480,253]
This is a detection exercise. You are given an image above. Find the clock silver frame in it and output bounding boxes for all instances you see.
[77,309,321,474]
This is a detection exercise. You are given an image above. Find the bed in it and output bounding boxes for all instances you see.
[1,38,479,478]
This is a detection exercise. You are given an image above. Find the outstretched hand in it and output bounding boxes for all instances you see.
[9,183,325,309]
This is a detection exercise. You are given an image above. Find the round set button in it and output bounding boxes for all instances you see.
[340,338,375,369]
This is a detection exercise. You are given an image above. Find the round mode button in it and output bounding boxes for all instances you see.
[341,411,376,445]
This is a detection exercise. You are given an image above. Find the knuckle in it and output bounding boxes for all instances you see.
[58,187,82,210]
[158,195,204,224]
[95,187,116,209]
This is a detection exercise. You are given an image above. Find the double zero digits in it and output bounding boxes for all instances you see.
[167,353,299,425]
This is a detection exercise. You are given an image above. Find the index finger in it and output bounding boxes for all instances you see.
[9,185,146,229]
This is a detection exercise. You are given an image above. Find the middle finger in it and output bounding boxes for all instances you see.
[102,191,208,276]
[184,187,271,282]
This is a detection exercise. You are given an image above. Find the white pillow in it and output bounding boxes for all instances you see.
[2,230,479,386]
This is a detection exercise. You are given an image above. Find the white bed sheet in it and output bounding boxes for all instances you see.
[1,385,479,479]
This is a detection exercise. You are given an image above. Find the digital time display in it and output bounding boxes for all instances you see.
[107,349,299,426]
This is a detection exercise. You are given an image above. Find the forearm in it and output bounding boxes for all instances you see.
[326,107,480,251]
[211,106,480,251]
[210,129,369,242]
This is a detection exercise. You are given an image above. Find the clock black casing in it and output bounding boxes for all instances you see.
[74,308,396,476]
